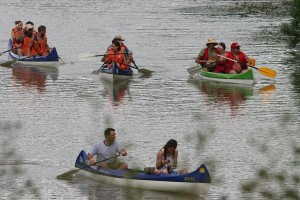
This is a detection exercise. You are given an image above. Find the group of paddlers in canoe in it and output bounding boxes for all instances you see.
[10,20,51,57]
[195,38,255,74]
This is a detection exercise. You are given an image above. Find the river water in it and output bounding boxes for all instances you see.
[0,0,299,199]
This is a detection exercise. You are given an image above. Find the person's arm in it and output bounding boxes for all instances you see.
[43,36,50,51]
[156,150,169,169]
[101,55,107,63]
[123,51,132,66]
[195,49,205,64]
[87,145,98,166]
[118,149,127,156]
[16,28,25,41]
[129,51,135,64]
[11,30,15,40]
[116,141,127,156]
[172,150,178,169]
[87,153,95,165]
[156,150,164,169]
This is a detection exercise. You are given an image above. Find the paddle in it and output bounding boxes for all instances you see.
[217,54,277,78]
[187,60,216,75]
[187,60,217,75]
[78,52,131,61]
[0,48,16,56]
[131,63,153,75]
[91,63,105,74]
[56,154,120,179]
[78,53,107,61]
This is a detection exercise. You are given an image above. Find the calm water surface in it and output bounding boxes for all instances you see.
[0,0,299,199]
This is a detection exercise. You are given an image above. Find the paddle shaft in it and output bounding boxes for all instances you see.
[56,154,120,179]
[91,52,130,57]
[0,48,16,56]
[217,54,276,78]
[217,54,257,69]
[133,63,139,69]
[90,154,120,166]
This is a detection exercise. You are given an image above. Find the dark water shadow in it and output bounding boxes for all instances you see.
[11,63,58,93]
[101,79,132,106]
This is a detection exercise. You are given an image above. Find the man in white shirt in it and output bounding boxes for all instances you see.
[87,128,128,170]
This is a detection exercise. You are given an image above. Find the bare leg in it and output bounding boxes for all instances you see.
[17,48,23,56]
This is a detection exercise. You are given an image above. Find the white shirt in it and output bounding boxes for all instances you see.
[89,140,121,163]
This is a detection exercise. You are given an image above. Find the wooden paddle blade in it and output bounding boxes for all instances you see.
[0,60,16,67]
[258,66,276,78]
[187,65,201,75]
[138,68,153,75]
[56,169,80,179]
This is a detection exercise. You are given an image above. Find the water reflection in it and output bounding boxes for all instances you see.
[188,79,253,113]
[101,79,131,106]
[12,63,58,93]
[259,84,276,100]
[71,174,204,200]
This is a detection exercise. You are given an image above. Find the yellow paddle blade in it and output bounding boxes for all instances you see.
[258,66,276,78]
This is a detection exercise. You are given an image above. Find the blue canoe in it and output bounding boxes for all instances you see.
[8,39,59,68]
[75,150,211,196]
[98,62,133,82]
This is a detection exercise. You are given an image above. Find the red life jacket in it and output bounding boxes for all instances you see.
[225,51,248,73]
[200,48,219,66]
[214,61,226,73]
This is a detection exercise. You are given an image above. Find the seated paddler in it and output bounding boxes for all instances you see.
[87,128,128,170]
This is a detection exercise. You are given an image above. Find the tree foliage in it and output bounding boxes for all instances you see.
[281,0,300,47]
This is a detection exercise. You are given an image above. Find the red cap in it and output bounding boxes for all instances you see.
[231,42,240,49]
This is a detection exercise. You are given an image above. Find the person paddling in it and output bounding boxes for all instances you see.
[101,39,132,70]
[195,38,220,72]
[222,42,250,74]
[11,20,26,55]
[87,128,128,170]
[214,42,228,73]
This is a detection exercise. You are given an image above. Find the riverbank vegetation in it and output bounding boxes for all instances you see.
[280,0,300,48]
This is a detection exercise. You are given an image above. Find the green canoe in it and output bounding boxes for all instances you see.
[195,68,255,85]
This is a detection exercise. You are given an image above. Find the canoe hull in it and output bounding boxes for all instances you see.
[99,63,133,82]
[75,150,211,196]
[193,67,255,85]
[77,169,210,196]
[8,39,59,68]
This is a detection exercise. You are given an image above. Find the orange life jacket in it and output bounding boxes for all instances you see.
[39,37,48,55]
[107,50,127,69]
[12,27,22,47]
[31,39,42,55]
[22,37,31,56]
